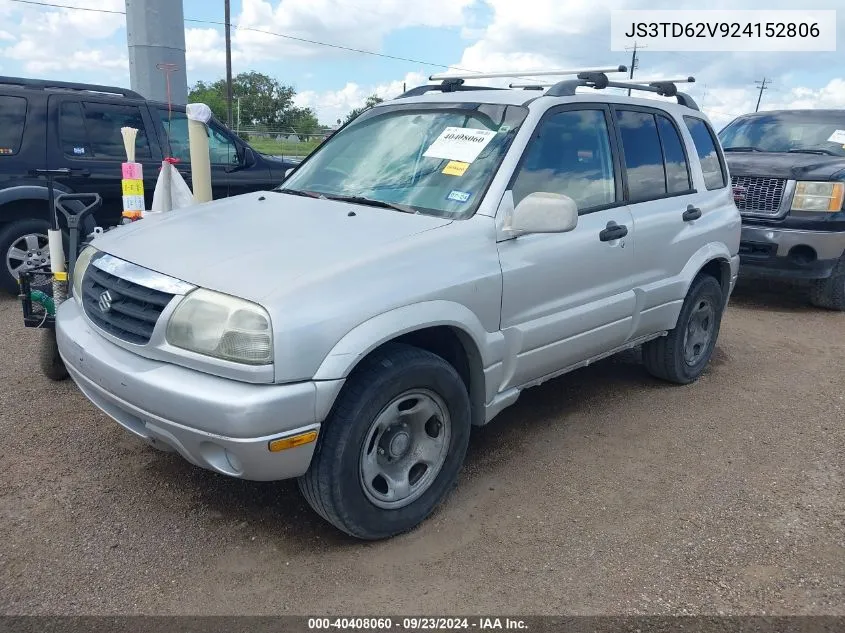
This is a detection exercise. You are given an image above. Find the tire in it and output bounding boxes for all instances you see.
[643,274,724,385]
[39,329,69,382]
[809,256,845,311]
[298,342,472,540]
[0,218,51,294]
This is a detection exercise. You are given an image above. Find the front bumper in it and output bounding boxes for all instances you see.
[739,225,845,280]
[56,299,342,481]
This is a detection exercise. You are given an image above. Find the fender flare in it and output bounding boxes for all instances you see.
[0,185,75,219]
[312,300,504,382]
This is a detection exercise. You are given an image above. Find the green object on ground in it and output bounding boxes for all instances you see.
[30,290,56,316]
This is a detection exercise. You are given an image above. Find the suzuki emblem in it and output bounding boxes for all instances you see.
[98,290,113,313]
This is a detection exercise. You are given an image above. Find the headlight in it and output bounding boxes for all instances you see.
[792,181,845,212]
[166,289,273,365]
[72,246,98,302]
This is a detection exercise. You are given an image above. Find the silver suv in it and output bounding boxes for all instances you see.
[56,68,741,540]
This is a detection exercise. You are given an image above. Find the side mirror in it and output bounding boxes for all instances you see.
[283,167,293,180]
[508,192,579,235]
[242,147,257,168]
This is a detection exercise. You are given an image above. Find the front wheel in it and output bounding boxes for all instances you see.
[809,255,845,311]
[0,218,52,294]
[642,274,724,385]
[298,343,471,540]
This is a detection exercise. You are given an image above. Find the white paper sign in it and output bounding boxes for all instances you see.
[826,129,845,144]
[423,127,496,164]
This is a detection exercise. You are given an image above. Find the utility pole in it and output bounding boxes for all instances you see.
[754,77,770,112]
[125,0,188,104]
[225,0,234,128]
[624,41,646,96]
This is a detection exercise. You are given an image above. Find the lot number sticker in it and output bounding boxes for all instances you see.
[826,129,845,144]
[442,161,470,176]
[424,127,496,164]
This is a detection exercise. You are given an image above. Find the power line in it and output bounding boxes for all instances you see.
[754,77,770,112]
[8,0,479,72]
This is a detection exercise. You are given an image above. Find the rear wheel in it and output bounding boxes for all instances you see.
[643,274,724,384]
[298,343,471,540]
[0,219,52,294]
[809,255,845,311]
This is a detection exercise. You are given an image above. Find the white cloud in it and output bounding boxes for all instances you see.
[232,0,475,61]
[295,71,428,124]
[0,0,127,77]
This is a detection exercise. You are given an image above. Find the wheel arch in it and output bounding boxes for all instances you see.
[313,301,504,427]
[0,185,72,224]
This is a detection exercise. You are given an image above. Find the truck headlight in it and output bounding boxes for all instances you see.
[73,246,98,302]
[792,181,845,212]
[166,289,273,365]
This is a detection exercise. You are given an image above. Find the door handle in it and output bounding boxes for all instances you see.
[599,221,628,242]
[683,205,702,222]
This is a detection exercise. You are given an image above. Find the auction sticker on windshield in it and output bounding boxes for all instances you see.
[424,127,497,164]
[826,130,845,144]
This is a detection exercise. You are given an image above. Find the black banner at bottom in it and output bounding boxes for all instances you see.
[0,617,843,633]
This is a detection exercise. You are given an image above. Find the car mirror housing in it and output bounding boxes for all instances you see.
[508,192,579,235]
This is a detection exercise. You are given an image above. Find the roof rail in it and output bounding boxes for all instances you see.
[0,76,144,100]
[509,77,695,89]
[542,74,700,110]
[429,65,627,81]
[396,78,507,99]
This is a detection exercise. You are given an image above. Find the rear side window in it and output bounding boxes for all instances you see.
[60,102,92,157]
[0,96,28,156]
[616,109,666,201]
[656,115,692,194]
[684,117,726,190]
[62,102,153,161]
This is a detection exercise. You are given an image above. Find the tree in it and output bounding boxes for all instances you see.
[187,72,318,135]
[344,94,384,124]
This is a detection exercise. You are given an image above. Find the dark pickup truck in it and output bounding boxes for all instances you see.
[0,76,297,293]
[719,109,845,310]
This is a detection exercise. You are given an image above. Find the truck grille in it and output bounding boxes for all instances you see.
[730,176,786,215]
[81,264,175,345]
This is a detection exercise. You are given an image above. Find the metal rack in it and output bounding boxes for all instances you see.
[396,67,700,110]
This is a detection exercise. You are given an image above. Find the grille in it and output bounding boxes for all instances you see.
[81,263,175,345]
[730,176,786,215]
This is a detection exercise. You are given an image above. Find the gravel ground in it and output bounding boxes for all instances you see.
[1,279,843,616]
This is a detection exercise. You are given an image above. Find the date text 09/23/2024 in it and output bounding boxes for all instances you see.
[307,617,528,630]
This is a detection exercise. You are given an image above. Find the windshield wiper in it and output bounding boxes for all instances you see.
[275,188,323,198]
[723,146,765,152]
[787,148,839,156]
[321,194,418,214]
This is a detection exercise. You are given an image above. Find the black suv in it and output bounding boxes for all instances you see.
[0,76,297,293]
[719,109,845,310]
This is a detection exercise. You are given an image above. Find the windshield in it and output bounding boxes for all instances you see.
[719,112,845,156]
[280,102,529,218]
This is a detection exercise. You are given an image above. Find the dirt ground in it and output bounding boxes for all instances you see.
[1,279,843,616]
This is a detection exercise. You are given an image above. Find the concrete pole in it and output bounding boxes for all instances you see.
[125,0,188,105]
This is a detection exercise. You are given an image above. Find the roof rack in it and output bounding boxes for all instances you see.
[541,74,699,110]
[429,65,627,81]
[509,77,695,89]
[0,76,144,100]
[396,66,627,100]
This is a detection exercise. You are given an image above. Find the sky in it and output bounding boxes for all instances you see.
[0,0,843,129]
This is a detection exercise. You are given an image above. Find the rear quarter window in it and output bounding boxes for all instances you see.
[0,95,28,156]
[684,116,727,190]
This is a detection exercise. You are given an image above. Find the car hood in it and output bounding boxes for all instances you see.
[90,192,452,303]
[725,151,845,180]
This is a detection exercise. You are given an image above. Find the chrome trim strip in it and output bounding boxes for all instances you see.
[91,253,196,295]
